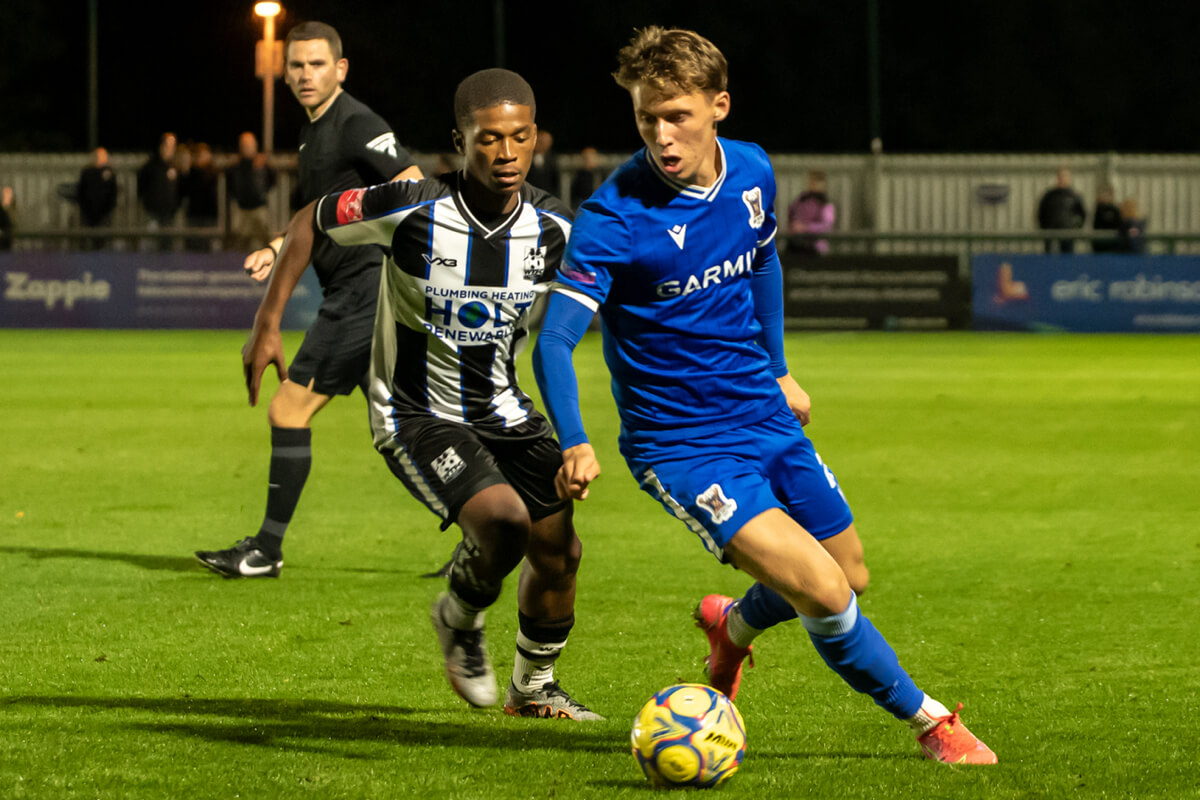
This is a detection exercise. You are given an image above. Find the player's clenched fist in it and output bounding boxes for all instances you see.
[557,443,601,501]
[243,246,276,283]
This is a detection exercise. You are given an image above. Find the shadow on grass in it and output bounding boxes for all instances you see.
[2,694,620,758]
[0,546,197,573]
[0,546,426,577]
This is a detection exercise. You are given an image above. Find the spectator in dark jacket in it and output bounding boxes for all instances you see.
[137,132,181,249]
[77,147,118,247]
[526,129,560,197]
[569,146,605,210]
[1117,198,1147,254]
[182,142,220,251]
[0,185,14,251]
[1037,167,1085,253]
[226,131,275,251]
[1091,184,1121,253]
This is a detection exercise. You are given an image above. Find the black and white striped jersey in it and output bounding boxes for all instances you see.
[315,172,572,437]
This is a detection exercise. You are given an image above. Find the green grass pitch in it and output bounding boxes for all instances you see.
[2,329,1197,798]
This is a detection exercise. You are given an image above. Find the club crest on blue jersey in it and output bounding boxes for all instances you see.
[742,187,765,229]
[697,483,738,524]
[523,245,548,280]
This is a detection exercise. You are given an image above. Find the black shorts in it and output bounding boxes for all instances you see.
[287,273,377,397]
[379,413,568,530]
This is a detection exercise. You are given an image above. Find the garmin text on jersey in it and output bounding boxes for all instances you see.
[655,248,755,298]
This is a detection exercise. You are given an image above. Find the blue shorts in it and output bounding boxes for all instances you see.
[623,406,853,562]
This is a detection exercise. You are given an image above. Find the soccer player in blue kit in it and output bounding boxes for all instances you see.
[532,27,997,763]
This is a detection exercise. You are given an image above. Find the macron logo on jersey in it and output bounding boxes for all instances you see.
[336,188,366,225]
[667,224,687,250]
[366,132,398,159]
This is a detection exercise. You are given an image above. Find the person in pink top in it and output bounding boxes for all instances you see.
[787,170,835,255]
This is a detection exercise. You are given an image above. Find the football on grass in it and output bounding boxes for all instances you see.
[630,683,746,788]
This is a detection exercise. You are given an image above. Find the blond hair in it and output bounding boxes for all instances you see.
[613,27,728,97]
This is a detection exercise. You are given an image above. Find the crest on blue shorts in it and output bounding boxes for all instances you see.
[697,483,737,524]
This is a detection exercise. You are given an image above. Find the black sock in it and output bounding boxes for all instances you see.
[255,426,311,557]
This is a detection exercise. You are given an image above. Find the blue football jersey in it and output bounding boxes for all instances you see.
[553,138,786,440]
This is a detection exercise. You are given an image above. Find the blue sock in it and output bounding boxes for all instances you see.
[737,582,798,630]
[801,594,924,720]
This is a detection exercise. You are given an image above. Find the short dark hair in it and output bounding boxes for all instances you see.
[453,69,536,129]
[613,27,728,97]
[285,21,343,60]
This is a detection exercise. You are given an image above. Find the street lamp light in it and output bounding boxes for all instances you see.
[254,2,284,154]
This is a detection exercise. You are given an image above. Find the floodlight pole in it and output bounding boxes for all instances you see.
[255,3,283,154]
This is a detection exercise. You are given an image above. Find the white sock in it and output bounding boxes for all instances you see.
[440,591,485,631]
[906,694,953,735]
[511,631,565,693]
[724,602,762,648]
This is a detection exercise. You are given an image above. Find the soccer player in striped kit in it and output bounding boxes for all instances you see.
[241,68,600,720]
[532,27,997,761]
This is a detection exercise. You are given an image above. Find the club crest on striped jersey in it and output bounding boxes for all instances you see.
[697,483,737,524]
[742,187,765,229]
[337,188,366,225]
[432,446,466,483]
[523,245,547,280]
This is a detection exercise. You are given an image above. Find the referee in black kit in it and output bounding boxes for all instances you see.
[196,21,423,577]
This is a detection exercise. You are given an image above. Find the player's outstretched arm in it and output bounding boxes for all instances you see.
[532,291,598,498]
[242,201,317,406]
[749,246,813,423]
[243,236,285,283]
[391,165,424,182]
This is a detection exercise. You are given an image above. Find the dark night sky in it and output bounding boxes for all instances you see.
[3,1,1197,155]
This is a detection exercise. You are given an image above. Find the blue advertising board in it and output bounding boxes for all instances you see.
[972,254,1200,332]
[1,252,322,330]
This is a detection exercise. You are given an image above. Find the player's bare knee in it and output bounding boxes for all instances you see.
[267,390,310,428]
[479,507,533,569]
[806,571,854,617]
[527,530,581,581]
[846,563,870,596]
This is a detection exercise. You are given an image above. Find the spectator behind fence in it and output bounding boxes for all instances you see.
[137,132,181,250]
[1037,167,1085,254]
[1091,184,1121,254]
[526,129,560,197]
[77,147,118,249]
[1117,198,1147,254]
[787,170,836,255]
[569,146,606,210]
[0,185,14,251]
[227,131,275,251]
[182,142,219,251]
[432,152,458,176]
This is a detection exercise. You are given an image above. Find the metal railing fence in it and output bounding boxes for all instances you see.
[4,151,1200,251]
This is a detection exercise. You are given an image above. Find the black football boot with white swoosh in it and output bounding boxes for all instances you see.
[194,537,283,578]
